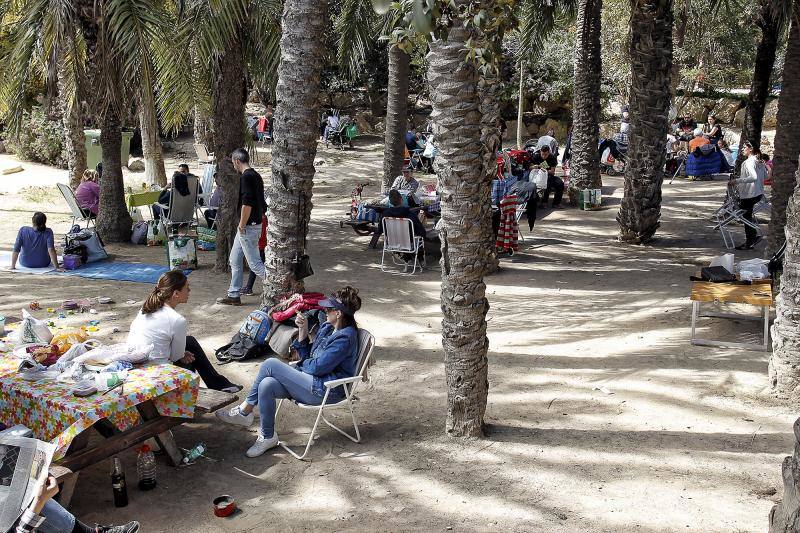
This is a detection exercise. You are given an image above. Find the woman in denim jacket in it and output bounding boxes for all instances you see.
[216,286,361,457]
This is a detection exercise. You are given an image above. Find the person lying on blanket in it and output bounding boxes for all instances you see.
[127,270,241,393]
[11,212,60,271]
[216,286,362,458]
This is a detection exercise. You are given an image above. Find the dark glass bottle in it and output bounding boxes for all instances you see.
[111,457,128,507]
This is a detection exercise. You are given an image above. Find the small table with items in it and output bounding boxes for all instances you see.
[689,278,773,351]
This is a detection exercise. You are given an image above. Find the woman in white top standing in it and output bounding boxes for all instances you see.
[128,270,240,392]
[730,141,766,250]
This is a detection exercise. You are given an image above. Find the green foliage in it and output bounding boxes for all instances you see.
[5,106,66,168]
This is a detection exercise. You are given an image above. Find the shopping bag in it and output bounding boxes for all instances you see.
[532,169,548,190]
[166,236,198,270]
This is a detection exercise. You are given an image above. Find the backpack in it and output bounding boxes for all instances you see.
[131,222,148,245]
[239,310,271,344]
[214,310,272,363]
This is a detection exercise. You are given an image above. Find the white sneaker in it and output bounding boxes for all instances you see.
[215,406,254,428]
[246,433,279,458]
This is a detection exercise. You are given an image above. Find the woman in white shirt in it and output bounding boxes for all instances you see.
[128,270,240,392]
[730,141,766,250]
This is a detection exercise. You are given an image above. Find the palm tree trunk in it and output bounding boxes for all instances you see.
[767,4,800,255]
[382,45,410,192]
[193,105,213,147]
[516,58,525,149]
[211,37,247,272]
[478,73,501,274]
[617,0,673,244]
[770,155,800,398]
[138,92,167,187]
[428,24,490,438]
[736,0,783,172]
[569,0,603,197]
[58,69,86,190]
[96,110,133,242]
[263,0,328,304]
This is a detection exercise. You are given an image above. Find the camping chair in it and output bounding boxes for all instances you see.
[515,202,527,243]
[408,149,424,170]
[194,144,215,164]
[155,175,199,235]
[196,164,216,224]
[276,329,376,460]
[57,183,95,228]
[381,217,425,274]
[713,182,762,249]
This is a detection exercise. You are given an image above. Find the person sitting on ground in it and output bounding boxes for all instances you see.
[689,128,710,152]
[731,141,766,250]
[391,168,419,195]
[128,270,241,393]
[718,139,735,170]
[13,473,139,533]
[216,286,362,458]
[531,145,563,208]
[703,114,723,144]
[675,113,697,140]
[203,173,221,228]
[74,169,100,218]
[11,212,60,271]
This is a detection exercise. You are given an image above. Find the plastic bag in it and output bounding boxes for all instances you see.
[532,169,548,190]
[9,309,53,345]
[71,343,153,366]
[738,258,769,280]
[54,339,101,370]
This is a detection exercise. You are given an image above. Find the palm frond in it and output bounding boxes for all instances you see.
[242,0,281,89]
[336,0,379,79]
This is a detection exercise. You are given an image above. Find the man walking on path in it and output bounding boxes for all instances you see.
[216,148,267,306]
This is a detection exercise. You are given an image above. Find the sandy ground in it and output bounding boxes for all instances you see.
[0,138,795,533]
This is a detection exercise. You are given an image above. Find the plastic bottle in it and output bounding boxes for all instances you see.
[182,443,206,464]
[111,457,128,507]
[136,444,157,490]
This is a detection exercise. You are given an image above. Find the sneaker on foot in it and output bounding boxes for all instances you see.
[97,521,140,533]
[216,296,242,306]
[240,288,254,296]
[221,384,244,394]
[246,432,279,458]
[215,406,254,427]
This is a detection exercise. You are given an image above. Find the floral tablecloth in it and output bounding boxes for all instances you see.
[0,358,198,459]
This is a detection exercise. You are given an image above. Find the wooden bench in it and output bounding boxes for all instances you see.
[195,388,239,415]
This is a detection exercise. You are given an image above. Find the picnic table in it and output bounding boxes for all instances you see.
[690,278,773,351]
[125,190,161,217]
[0,357,235,505]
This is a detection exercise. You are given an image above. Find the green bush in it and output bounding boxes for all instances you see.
[6,106,67,168]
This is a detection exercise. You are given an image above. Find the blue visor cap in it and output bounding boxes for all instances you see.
[318,296,353,315]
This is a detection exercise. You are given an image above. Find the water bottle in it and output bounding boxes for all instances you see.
[136,444,157,490]
[182,443,206,464]
[111,457,128,507]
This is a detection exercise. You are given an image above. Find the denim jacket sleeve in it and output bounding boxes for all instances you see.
[298,330,355,377]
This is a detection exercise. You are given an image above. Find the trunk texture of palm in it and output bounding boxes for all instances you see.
[770,157,800,398]
[211,38,247,272]
[736,0,782,172]
[263,0,328,305]
[193,105,213,147]
[58,73,86,190]
[428,26,490,438]
[96,111,133,242]
[767,6,800,255]
[617,0,673,244]
[382,45,410,192]
[569,0,603,197]
[139,93,167,187]
[478,74,501,274]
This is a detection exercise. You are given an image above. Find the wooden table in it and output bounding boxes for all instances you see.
[690,279,773,351]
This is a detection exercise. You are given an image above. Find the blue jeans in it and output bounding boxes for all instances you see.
[38,500,76,533]
[245,358,321,438]
[227,224,265,298]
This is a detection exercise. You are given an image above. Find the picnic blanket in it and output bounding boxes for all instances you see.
[0,359,198,459]
[53,261,191,284]
[0,251,59,274]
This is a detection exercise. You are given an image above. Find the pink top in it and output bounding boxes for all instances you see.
[75,181,100,215]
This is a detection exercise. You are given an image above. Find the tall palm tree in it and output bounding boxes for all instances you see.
[139,88,167,186]
[616,0,673,243]
[382,44,411,190]
[767,0,800,255]
[263,0,329,303]
[569,0,603,196]
[735,0,790,171]
[428,18,491,437]
[56,48,87,189]
[770,155,800,399]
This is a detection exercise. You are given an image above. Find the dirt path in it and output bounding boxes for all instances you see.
[0,139,793,532]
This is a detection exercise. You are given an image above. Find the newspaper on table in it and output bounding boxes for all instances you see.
[0,436,55,532]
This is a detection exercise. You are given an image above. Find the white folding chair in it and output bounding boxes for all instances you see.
[57,183,95,228]
[195,164,216,224]
[381,217,425,274]
[276,329,376,460]
[156,175,199,235]
[408,149,424,170]
[515,202,526,243]
[194,144,215,164]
